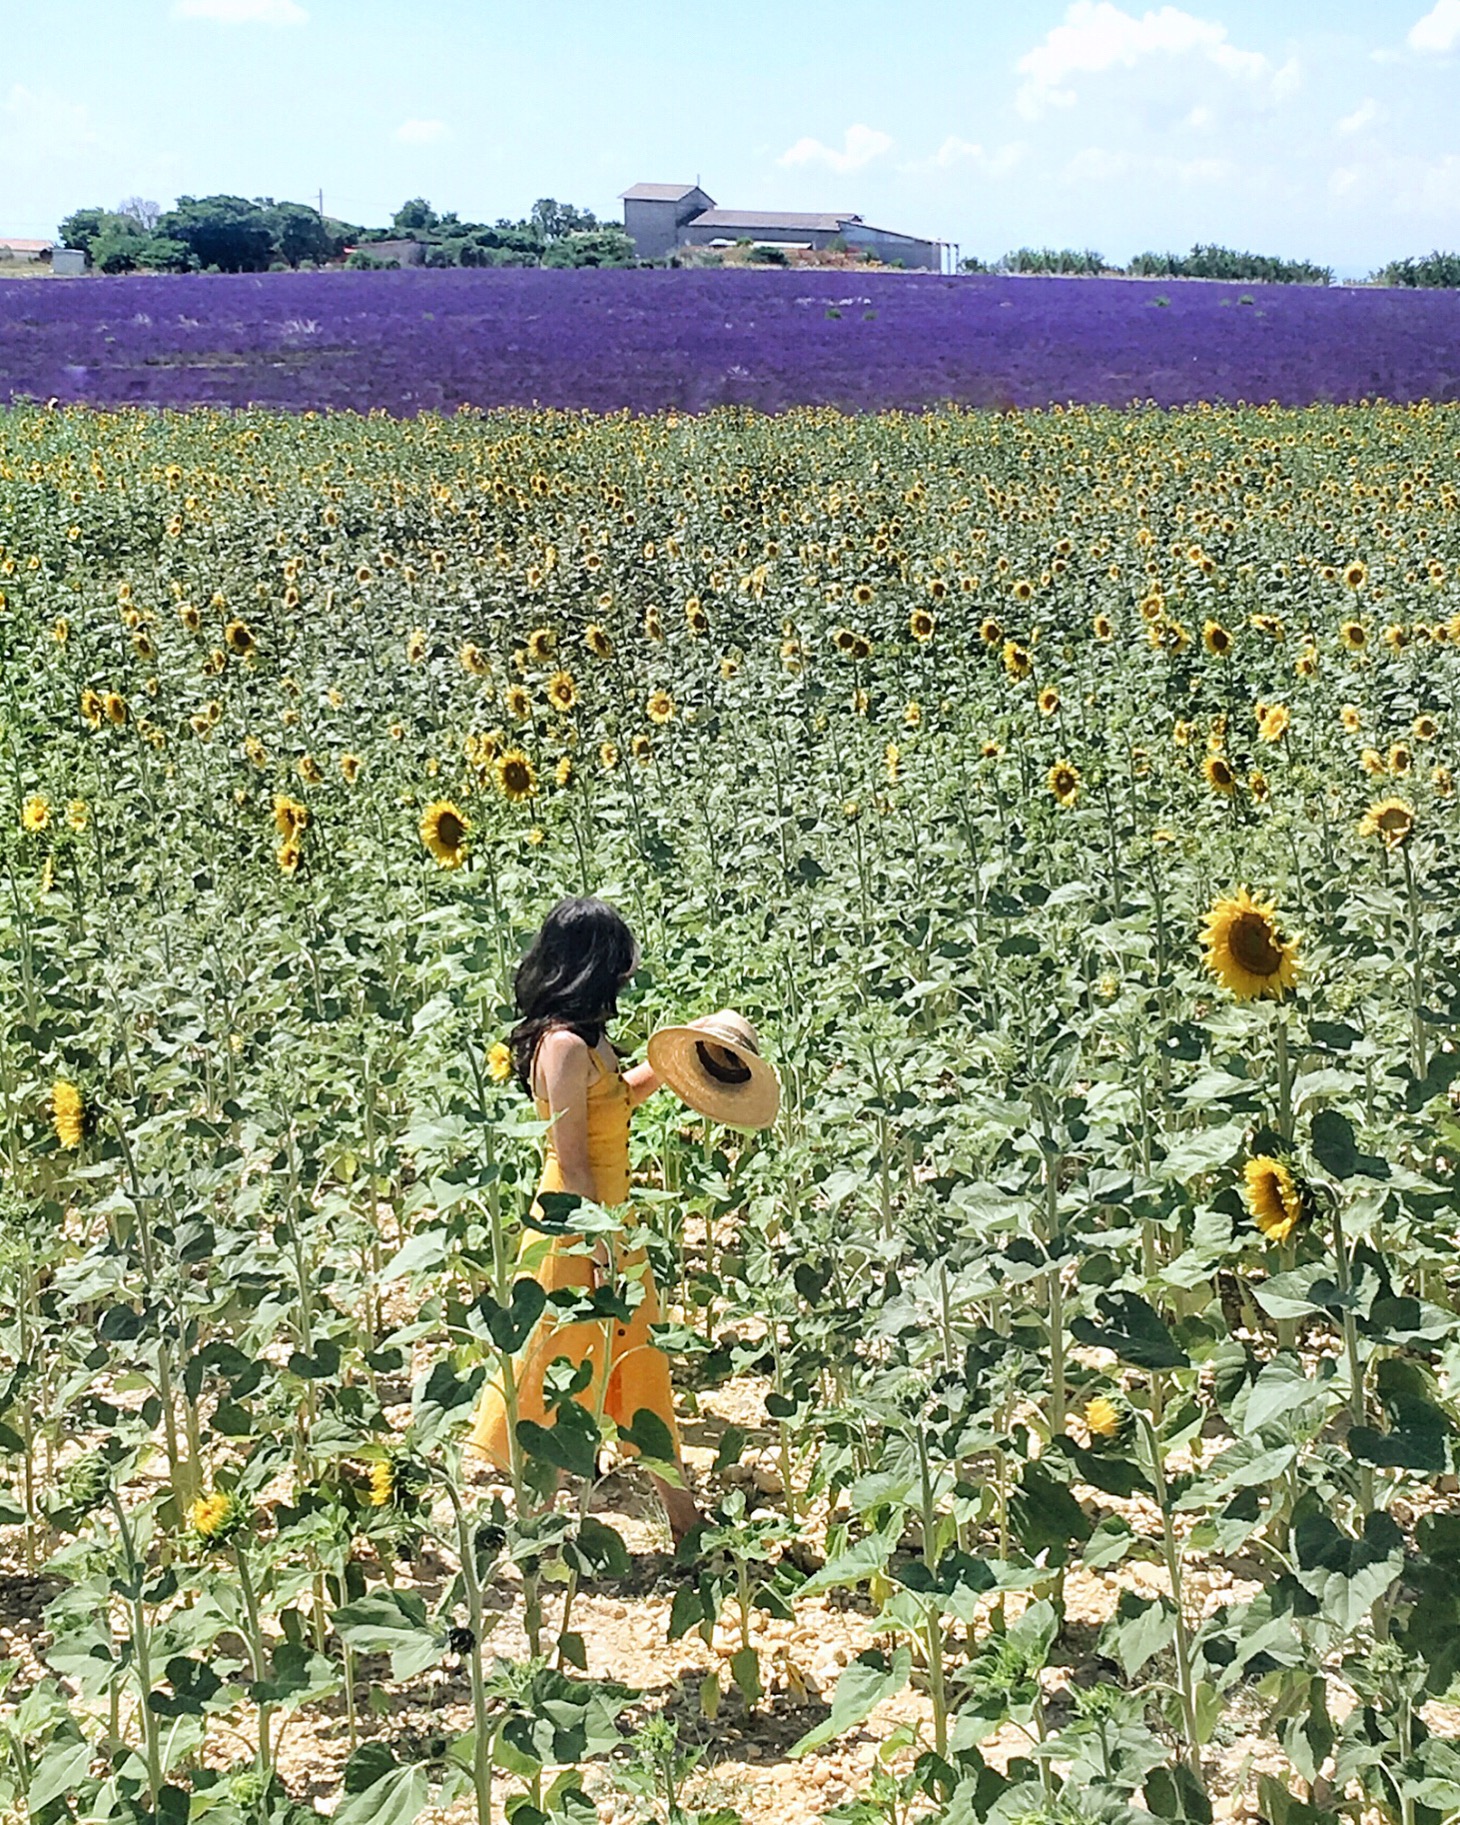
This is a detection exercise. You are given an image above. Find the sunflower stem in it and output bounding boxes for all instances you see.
[1399,843,1426,1082]
[1274,1014,1294,1149]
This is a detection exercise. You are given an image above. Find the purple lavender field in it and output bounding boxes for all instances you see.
[4,267,1459,415]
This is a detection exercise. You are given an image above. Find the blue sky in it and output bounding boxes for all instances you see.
[4,0,1458,275]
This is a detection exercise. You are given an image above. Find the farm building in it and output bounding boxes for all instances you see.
[0,237,55,263]
[622,184,941,270]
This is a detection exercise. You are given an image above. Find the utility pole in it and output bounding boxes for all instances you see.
[317,188,325,220]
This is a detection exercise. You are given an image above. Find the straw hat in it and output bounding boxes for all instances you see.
[648,1010,780,1130]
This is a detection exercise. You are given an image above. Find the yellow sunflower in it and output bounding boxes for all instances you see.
[1203,620,1234,657]
[52,1080,85,1149]
[103,692,128,726]
[686,599,710,635]
[1003,640,1032,680]
[1047,760,1080,806]
[276,839,302,875]
[21,795,50,834]
[460,642,491,677]
[1343,561,1368,590]
[339,753,361,785]
[909,607,936,642]
[1339,621,1367,652]
[555,756,575,789]
[546,671,578,714]
[488,1041,514,1085]
[1359,797,1414,848]
[1202,888,1299,1001]
[646,689,676,725]
[599,740,620,771]
[1203,754,1239,796]
[526,627,557,663]
[631,733,652,765]
[273,794,309,839]
[420,799,470,866]
[224,620,255,658]
[852,582,875,607]
[1243,1156,1306,1244]
[1360,747,1386,777]
[1340,705,1362,734]
[1412,714,1438,742]
[1093,613,1114,640]
[584,623,613,659]
[80,688,105,729]
[1037,687,1060,717]
[494,751,538,803]
[1258,704,1290,743]
[980,617,1004,645]
[1389,743,1413,776]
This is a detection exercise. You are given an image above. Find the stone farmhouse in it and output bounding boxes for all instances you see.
[622,184,942,270]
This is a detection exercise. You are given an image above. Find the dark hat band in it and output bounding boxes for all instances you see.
[695,1039,753,1084]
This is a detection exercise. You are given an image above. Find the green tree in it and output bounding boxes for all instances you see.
[156,195,277,272]
[267,202,336,267]
[540,226,636,268]
[529,198,598,241]
[57,207,108,257]
[391,197,439,234]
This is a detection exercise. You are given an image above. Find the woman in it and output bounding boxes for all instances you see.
[466,895,701,1546]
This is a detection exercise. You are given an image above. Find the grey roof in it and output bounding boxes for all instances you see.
[689,209,860,232]
[622,183,706,201]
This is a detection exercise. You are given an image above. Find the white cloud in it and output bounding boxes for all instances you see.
[1062,143,1236,186]
[778,123,893,174]
[1330,150,1460,215]
[0,83,101,168]
[172,0,308,23]
[901,137,1026,176]
[1407,0,1460,51]
[394,119,448,145]
[1336,97,1381,133]
[1016,2,1294,117]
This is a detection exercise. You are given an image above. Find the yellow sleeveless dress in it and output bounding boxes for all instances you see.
[465,1056,682,1470]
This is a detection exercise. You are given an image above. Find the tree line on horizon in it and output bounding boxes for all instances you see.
[962,245,1460,287]
[54,195,636,275]
[47,193,1460,288]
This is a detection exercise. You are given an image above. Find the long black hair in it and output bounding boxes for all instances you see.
[509,896,639,1093]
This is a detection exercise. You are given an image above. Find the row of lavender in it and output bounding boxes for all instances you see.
[3,267,1459,415]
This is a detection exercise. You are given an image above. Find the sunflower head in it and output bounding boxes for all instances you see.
[1203,620,1233,657]
[1047,760,1080,806]
[52,1080,86,1150]
[909,608,936,642]
[189,1490,248,1545]
[1203,754,1238,796]
[584,623,613,659]
[1092,612,1114,640]
[599,740,620,771]
[1202,888,1299,1002]
[1083,1393,1135,1447]
[1258,704,1290,743]
[555,756,575,789]
[1412,714,1438,742]
[488,1041,514,1085]
[1243,1155,1308,1244]
[1038,687,1060,717]
[21,794,50,834]
[223,620,255,658]
[1359,797,1414,848]
[980,617,1004,646]
[421,799,470,866]
[545,671,578,714]
[1002,640,1032,680]
[525,627,557,663]
[1343,561,1368,590]
[646,689,675,725]
[339,753,361,785]
[1340,705,1362,734]
[494,751,538,803]
[1339,621,1367,651]
[1389,743,1413,776]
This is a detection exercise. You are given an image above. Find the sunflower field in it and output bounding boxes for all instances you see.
[1,396,1458,1825]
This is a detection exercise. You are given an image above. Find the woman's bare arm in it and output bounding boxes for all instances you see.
[535,1029,597,1201]
[622,1058,660,1108]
